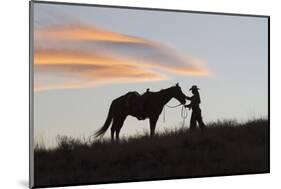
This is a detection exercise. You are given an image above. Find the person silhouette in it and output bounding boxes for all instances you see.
[184,85,206,130]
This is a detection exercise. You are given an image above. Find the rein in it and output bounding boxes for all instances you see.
[166,103,182,108]
[163,103,188,127]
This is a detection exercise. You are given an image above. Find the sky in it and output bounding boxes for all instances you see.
[32,2,268,148]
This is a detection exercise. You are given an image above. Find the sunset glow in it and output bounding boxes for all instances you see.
[33,2,268,150]
[34,24,209,91]
[35,25,152,44]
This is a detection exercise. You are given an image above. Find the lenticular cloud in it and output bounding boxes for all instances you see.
[34,25,210,91]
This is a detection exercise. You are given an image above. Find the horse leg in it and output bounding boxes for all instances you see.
[110,118,119,142]
[115,116,126,143]
[110,123,115,141]
[149,116,159,137]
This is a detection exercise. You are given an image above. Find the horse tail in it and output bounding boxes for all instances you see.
[95,102,114,137]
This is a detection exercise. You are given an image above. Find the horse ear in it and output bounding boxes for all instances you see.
[176,83,179,87]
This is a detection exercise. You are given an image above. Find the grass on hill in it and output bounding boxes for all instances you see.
[34,118,269,187]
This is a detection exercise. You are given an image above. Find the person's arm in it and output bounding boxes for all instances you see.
[184,94,192,100]
[185,96,193,109]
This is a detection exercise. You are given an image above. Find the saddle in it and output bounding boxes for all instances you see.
[126,91,150,120]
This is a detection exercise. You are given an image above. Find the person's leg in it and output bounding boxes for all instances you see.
[197,109,206,129]
[190,111,197,130]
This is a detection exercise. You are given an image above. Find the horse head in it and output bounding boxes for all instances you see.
[170,83,186,105]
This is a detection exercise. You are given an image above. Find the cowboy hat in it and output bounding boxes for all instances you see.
[189,85,200,91]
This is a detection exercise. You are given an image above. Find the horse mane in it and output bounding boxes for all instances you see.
[159,85,177,93]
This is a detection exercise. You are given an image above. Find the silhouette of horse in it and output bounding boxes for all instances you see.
[95,83,186,142]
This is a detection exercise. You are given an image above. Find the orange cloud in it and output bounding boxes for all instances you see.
[35,49,132,66]
[34,24,210,92]
[35,25,152,44]
[34,49,167,92]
